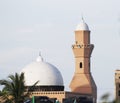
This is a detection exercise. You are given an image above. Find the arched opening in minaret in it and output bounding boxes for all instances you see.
[119,90,120,96]
[80,62,82,68]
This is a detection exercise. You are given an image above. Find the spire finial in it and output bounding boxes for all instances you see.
[39,51,41,57]
[36,51,43,62]
[82,16,83,20]
[81,14,83,20]
[81,14,85,22]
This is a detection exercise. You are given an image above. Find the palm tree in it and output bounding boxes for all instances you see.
[0,72,38,103]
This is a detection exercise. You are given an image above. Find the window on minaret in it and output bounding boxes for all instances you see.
[80,62,82,68]
[118,90,120,96]
[89,62,90,68]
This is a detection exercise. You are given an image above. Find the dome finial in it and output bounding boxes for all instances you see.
[36,51,43,62]
[39,51,41,57]
[82,16,84,20]
[81,14,85,23]
[81,13,84,21]
[81,16,84,22]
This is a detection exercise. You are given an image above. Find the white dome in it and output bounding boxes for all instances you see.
[75,19,89,31]
[21,56,64,86]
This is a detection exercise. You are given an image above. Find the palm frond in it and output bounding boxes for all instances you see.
[0,72,39,103]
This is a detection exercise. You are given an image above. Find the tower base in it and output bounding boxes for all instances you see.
[70,73,97,103]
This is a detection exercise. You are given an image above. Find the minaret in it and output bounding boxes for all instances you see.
[69,19,97,102]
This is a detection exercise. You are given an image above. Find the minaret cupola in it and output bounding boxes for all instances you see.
[75,18,89,31]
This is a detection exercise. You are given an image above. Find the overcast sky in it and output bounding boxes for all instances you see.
[0,0,120,102]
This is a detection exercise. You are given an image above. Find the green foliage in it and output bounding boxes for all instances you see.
[0,72,33,103]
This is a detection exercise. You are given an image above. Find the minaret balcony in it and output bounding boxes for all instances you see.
[72,44,94,49]
[72,44,94,57]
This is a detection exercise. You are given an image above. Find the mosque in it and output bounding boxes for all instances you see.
[21,19,97,103]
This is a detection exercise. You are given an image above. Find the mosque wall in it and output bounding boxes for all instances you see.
[29,91,93,103]
[29,91,66,103]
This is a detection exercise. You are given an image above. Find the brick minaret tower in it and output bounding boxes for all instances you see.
[69,19,97,102]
